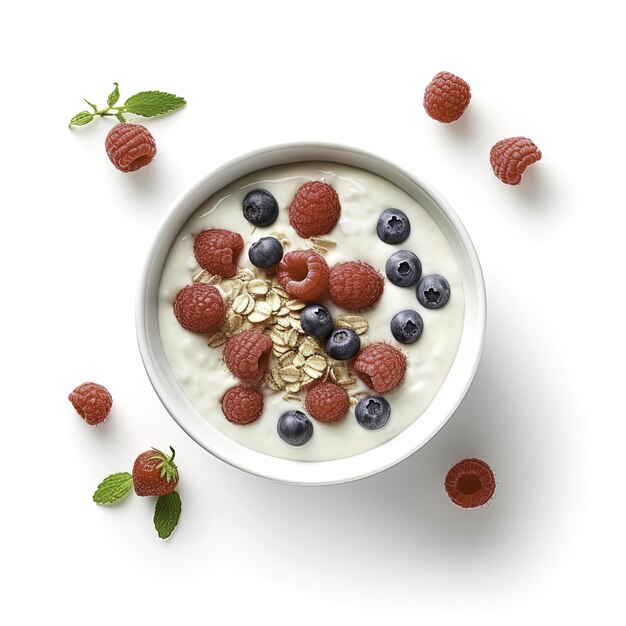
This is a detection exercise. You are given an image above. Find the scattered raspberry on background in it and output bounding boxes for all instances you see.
[223,331,273,380]
[354,343,406,393]
[173,283,225,333]
[423,72,471,123]
[68,382,113,425]
[194,228,244,278]
[445,458,496,508]
[490,137,542,185]
[277,249,330,302]
[289,181,341,238]
[328,261,384,310]
[305,382,349,423]
[221,386,264,425]
[105,123,156,172]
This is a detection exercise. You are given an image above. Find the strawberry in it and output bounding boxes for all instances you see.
[354,343,406,393]
[289,181,341,238]
[328,261,384,310]
[222,385,264,424]
[173,283,225,333]
[423,71,471,123]
[105,123,157,172]
[68,382,112,425]
[490,137,542,185]
[194,228,244,278]
[223,330,273,380]
[305,382,349,423]
[132,447,179,497]
[277,249,330,302]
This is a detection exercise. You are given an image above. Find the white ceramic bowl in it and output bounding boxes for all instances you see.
[137,143,486,485]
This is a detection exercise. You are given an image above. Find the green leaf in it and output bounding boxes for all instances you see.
[69,111,94,128]
[115,111,127,123]
[154,491,181,539]
[107,82,120,107]
[123,91,186,117]
[93,472,133,504]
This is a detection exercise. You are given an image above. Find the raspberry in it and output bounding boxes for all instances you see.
[194,228,244,278]
[423,71,471,123]
[328,261,384,310]
[68,382,113,425]
[105,123,156,172]
[305,382,349,423]
[490,137,542,185]
[223,331,273,380]
[289,181,341,238]
[221,385,264,425]
[173,283,225,333]
[445,458,496,508]
[354,343,406,393]
[277,250,329,302]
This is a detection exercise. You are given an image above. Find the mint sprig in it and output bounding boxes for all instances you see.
[69,83,186,128]
[93,472,133,504]
[154,491,182,539]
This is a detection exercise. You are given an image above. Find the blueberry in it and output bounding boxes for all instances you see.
[385,250,422,287]
[355,395,391,430]
[300,304,334,339]
[390,309,424,344]
[277,410,313,446]
[248,236,283,268]
[416,274,450,309]
[325,329,361,360]
[377,208,411,244]
[242,189,279,226]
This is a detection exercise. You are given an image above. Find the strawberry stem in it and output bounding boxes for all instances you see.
[168,446,176,463]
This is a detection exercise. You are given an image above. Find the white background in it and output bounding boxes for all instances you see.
[1,1,623,622]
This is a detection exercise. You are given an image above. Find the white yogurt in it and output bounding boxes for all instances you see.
[158,162,464,461]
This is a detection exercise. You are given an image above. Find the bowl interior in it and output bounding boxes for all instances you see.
[137,143,486,485]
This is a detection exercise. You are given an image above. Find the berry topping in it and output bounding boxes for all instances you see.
[445,458,496,508]
[385,250,422,287]
[223,330,273,381]
[423,71,471,123]
[300,304,334,340]
[328,261,384,311]
[289,181,341,238]
[104,123,156,172]
[132,446,179,497]
[490,137,542,185]
[194,228,244,278]
[173,283,225,333]
[305,382,349,423]
[221,385,264,425]
[277,249,330,302]
[277,410,314,446]
[68,382,113,425]
[390,309,424,344]
[354,343,406,393]
[355,395,391,430]
[416,274,450,309]
[325,329,361,361]
[376,208,411,244]
[242,189,279,226]
[248,236,284,269]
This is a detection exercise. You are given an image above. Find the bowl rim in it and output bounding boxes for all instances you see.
[136,142,486,485]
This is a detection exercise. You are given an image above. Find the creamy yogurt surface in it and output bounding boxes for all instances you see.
[158,162,465,461]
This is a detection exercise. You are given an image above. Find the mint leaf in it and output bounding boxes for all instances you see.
[93,472,133,504]
[69,111,94,128]
[154,491,181,539]
[123,91,186,117]
[115,111,127,123]
[107,82,120,107]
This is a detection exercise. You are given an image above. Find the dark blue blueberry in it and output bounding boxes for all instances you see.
[355,395,391,430]
[277,410,313,446]
[376,208,411,244]
[385,250,422,287]
[242,189,279,226]
[325,329,361,360]
[416,274,450,309]
[300,304,334,340]
[248,236,283,268]
[390,309,424,344]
